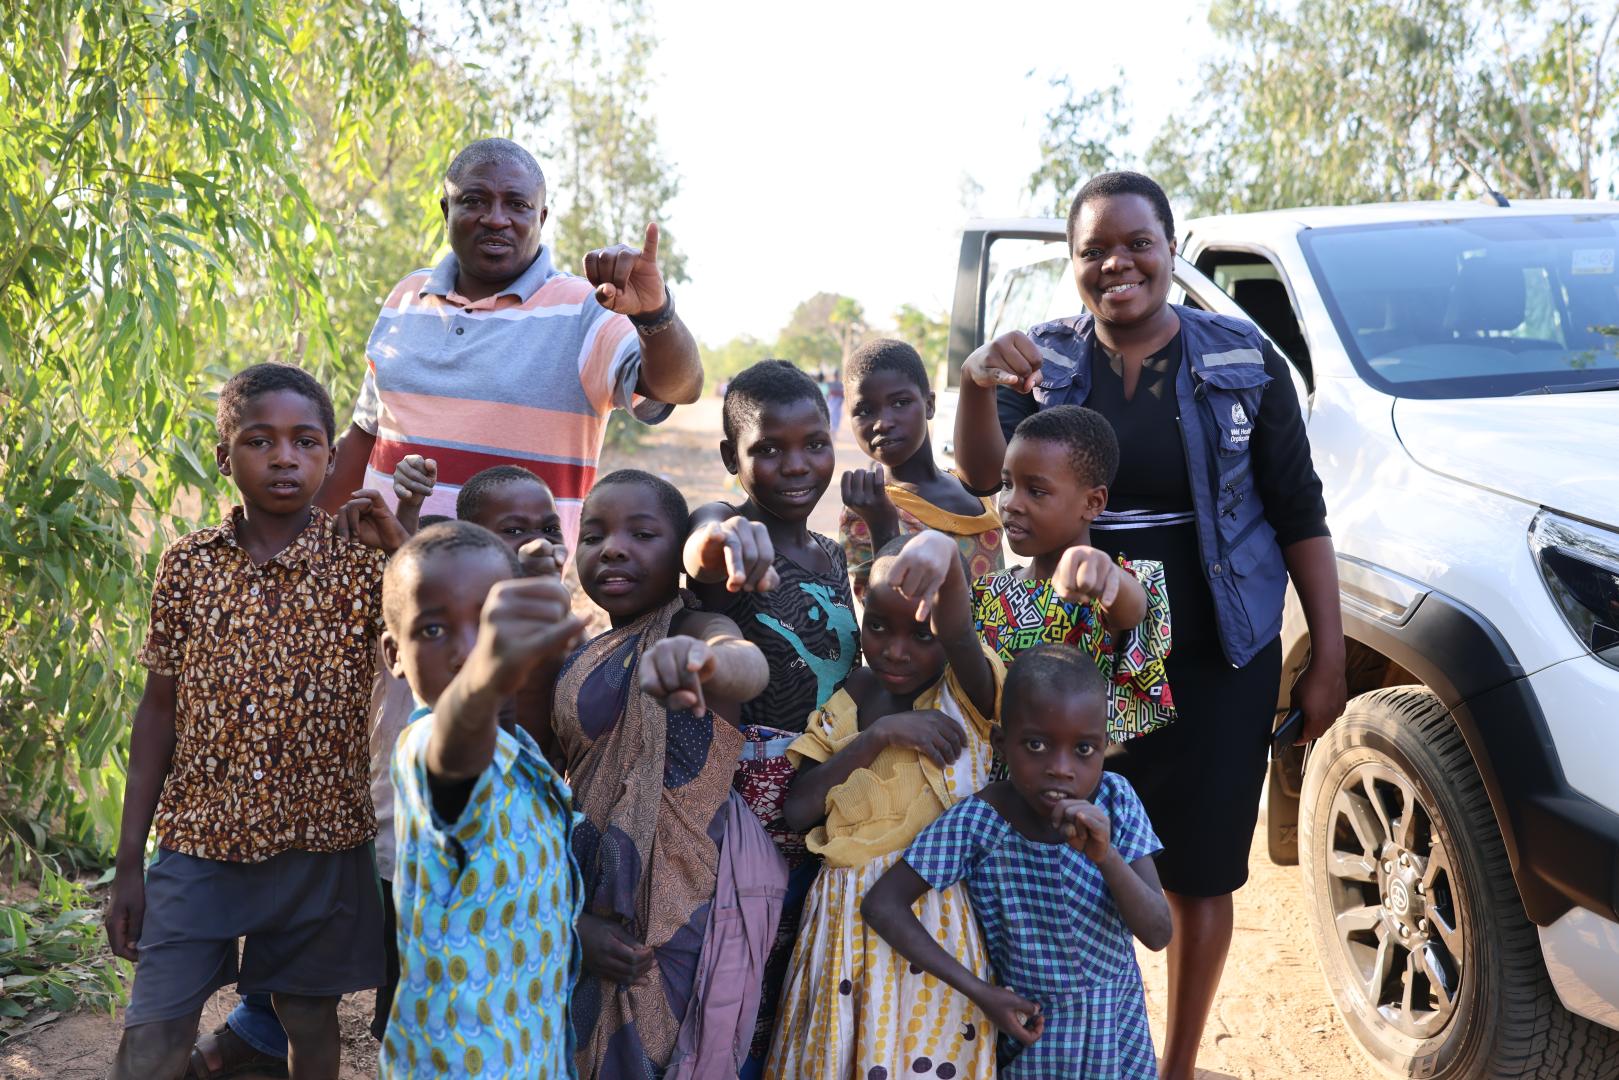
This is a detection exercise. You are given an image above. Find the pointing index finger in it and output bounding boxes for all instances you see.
[726,530,757,589]
[643,222,660,261]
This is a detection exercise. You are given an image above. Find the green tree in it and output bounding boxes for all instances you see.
[892,303,950,382]
[546,0,687,283]
[1151,0,1483,213]
[775,291,851,372]
[700,334,773,385]
[1127,0,1619,215]
[829,295,868,370]
[1464,0,1619,200]
[1027,76,1131,216]
[2,0,408,879]
[0,0,474,1024]
[0,0,682,866]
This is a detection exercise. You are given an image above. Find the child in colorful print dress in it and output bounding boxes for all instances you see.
[974,405,1175,742]
[837,339,1003,603]
[864,645,1172,1079]
[764,531,1003,1080]
[683,360,861,1076]
[557,470,778,1079]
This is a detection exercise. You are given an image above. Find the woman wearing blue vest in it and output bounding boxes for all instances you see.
[954,172,1347,1080]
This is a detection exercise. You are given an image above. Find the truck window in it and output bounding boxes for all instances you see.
[1195,249,1314,385]
[983,238,1080,342]
[1167,281,1206,311]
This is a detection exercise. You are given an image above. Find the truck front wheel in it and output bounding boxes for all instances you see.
[1299,686,1618,1078]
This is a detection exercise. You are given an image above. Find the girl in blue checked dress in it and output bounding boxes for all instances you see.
[863,645,1173,1079]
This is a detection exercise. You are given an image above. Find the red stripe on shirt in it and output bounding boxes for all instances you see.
[370,439,595,501]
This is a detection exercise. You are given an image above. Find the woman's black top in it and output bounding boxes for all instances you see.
[994,334,1328,550]
[1083,335,1219,644]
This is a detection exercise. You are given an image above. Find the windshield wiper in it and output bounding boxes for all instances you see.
[1515,377,1619,396]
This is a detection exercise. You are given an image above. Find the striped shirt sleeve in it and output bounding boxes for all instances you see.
[352,363,381,435]
[578,296,675,424]
[355,268,430,435]
[604,314,674,425]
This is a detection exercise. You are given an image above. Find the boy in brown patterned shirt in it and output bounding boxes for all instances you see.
[105,363,416,1079]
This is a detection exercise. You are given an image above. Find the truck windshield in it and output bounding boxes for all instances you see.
[1299,215,1619,398]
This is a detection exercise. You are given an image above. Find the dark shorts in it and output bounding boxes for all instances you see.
[124,843,385,1027]
[1107,636,1282,897]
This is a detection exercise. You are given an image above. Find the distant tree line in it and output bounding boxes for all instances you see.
[1031,0,1619,214]
[701,296,950,387]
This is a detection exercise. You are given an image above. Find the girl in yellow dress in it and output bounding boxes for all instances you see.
[764,531,1002,1079]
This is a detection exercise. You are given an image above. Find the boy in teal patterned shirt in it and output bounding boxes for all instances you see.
[377,521,586,1077]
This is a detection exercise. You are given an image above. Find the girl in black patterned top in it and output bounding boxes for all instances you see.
[683,359,860,1077]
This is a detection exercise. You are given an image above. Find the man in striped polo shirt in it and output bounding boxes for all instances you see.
[316,137,701,547]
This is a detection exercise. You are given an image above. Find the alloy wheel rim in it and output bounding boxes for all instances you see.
[1324,760,1464,1040]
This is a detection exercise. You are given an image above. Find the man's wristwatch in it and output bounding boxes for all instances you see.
[629,286,677,336]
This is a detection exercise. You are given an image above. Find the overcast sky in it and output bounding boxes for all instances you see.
[645,0,1214,343]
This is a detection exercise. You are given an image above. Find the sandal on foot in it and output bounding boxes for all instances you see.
[188,1023,289,1079]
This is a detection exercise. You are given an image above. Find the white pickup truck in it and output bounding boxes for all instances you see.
[935,201,1619,1078]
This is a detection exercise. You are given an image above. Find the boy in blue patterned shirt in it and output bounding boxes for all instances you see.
[377,521,586,1077]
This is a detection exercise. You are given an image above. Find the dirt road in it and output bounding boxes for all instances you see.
[0,396,1376,1080]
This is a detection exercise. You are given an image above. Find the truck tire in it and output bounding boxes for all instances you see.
[1299,686,1619,1078]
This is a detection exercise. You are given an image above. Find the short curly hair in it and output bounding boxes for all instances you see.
[846,338,930,396]
[1066,171,1175,250]
[1003,643,1108,732]
[456,465,552,525]
[382,521,519,634]
[721,359,829,443]
[587,469,690,536]
[445,138,545,195]
[1010,405,1119,490]
[215,363,336,443]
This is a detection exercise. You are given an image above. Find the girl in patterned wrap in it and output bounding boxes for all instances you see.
[763,531,1002,1080]
[684,360,861,1077]
[974,404,1175,742]
[863,645,1172,1080]
[555,470,771,1080]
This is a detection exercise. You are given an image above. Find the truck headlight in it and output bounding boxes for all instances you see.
[1529,511,1619,668]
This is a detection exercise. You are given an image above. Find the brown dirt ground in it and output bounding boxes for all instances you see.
[0,397,1375,1080]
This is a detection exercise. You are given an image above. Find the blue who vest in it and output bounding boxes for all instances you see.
[1026,306,1287,668]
